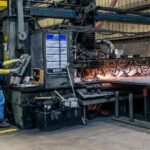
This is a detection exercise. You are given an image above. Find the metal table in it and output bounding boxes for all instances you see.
[79,93,142,123]
[99,77,150,128]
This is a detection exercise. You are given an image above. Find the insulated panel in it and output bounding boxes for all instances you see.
[38,18,64,28]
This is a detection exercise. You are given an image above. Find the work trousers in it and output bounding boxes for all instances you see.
[0,90,5,121]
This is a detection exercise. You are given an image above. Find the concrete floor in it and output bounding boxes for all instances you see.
[1,118,150,150]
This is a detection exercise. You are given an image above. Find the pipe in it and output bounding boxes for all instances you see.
[101,83,131,90]
[96,40,115,54]
[110,0,118,8]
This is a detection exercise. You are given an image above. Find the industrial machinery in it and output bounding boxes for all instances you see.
[30,30,74,89]
[0,0,150,130]
[10,54,31,84]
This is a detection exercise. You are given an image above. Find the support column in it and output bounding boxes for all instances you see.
[115,91,119,119]
[143,87,148,121]
[129,93,134,122]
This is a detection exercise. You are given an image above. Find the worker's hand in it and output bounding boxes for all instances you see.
[10,68,19,74]
[14,59,22,64]
[3,59,22,67]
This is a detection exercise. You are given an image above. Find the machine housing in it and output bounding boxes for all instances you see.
[30,30,74,89]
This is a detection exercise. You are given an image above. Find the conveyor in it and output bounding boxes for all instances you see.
[98,77,150,86]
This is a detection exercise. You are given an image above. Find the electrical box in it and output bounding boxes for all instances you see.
[30,30,74,89]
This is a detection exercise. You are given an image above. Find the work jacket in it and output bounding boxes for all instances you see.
[0,60,18,74]
[0,60,18,89]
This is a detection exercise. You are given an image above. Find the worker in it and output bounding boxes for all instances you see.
[0,59,21,128]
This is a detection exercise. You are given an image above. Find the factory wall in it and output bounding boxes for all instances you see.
[96,0,150,39]
[96,0,149,8]
[95,23,150,40]
[38,18,64,28]
[113,38,150,57]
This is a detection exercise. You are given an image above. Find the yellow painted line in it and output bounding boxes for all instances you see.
[0,128,18,134]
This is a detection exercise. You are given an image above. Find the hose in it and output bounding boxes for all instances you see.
[96,40,115,55]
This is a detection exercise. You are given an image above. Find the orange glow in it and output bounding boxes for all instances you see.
[82,65,150,81]
[84,69,103,79]
[83,68,109,80]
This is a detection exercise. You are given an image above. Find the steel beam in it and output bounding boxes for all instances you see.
[30,7,77,19]
[96,13,150,25]
[30,7,150,25]
[2,6,150,25]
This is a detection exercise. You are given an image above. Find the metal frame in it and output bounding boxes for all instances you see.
[1,2,150,23]
[0,0,150,53]
[31,7,76,19]
[114,91,150,129]
[79,93,142,123]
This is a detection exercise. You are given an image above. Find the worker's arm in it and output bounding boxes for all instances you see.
[0,69,19,75]
[0,69,10,74]
[3,59,21,67]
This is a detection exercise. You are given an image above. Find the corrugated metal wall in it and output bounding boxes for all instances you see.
[117,0,150,8]
[96,0,150,40]
[38,18,64,28]
[37,0,65,27]
[95,23,150,40]
[96,0,149,8]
